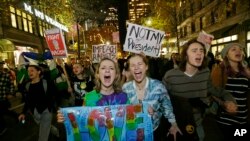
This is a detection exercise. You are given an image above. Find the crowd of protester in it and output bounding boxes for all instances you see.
[1,39,250,141]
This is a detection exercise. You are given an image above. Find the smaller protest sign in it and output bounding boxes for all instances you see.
[92,44,117,63]
[61,104,153,141]
[197,30,214,51]
[123,23,165,57]
[112,31,120,43]
[45,28,68,58]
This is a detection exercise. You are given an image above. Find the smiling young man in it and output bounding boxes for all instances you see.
[163,39,237,141]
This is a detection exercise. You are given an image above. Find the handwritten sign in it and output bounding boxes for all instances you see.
[45,28,68,58]
[61,104,153,141]
[123,23,165,57]
[92,44,117,63]
[197,30,214,51]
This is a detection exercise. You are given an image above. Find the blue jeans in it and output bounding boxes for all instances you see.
[33,108,52,141]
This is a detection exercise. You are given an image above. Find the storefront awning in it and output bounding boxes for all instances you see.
[0,39,15,52]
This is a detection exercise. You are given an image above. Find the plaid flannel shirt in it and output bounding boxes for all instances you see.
[0,71,15,100]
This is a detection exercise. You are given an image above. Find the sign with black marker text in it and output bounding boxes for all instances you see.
[92,44,117,63]
[123,23,165,57]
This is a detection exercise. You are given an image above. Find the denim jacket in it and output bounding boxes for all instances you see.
[122,77,176,130]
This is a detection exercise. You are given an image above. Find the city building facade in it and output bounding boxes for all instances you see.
[0,1,69,65]
[82,6,122,58]
[128,0,151,23]
[177,0,250,57]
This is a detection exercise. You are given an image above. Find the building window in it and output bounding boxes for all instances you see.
[184,26,187,36]
[214,12,218,23]
[218,45,224,53]
[211,40,217,45]
[216,35,238,44]
[247,31,250,40]
[22,12,33,33]
[22,12,28,32]
[178,14,182,23]
[226,0,236,18]
[180,28,183,37]
[248,31,250,57]
[190,1,194,15]
[195,19,200,32]
[28,15,33,33]
[183,9,186,19]
[211,34,238,56]
[224,36,231,42]
[202,16,206,28]
[217,38,223,44]
[9,6,33,33]
[37,21,51,37]
[16,10,23,30]
[210,12,214,25]
[211,46,217,55]
[232,35,238,41]
[200,17,203,30]
[247,43,250,57]
[38,20,43,36]
[198,1,202,10]
[191,22,195,33]
[10,6,17,28]
[187,23,191,35]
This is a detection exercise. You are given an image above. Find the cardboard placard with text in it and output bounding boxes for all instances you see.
[92,44,117,63]
[197,30,214,51]
[45,28,67,58]
[123,23,165,57]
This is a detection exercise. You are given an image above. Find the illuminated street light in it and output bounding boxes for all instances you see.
[146,19,152,26]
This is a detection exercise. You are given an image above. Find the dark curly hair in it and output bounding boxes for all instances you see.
[178,39,208,72]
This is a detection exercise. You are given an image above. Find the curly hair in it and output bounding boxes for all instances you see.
[178,39,208,72]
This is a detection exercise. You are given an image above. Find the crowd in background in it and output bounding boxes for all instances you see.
[1,39,250,141]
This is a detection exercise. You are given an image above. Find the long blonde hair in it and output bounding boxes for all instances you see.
[94,58,122,93]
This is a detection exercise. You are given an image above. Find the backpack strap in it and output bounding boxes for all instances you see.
[25,82,31,92]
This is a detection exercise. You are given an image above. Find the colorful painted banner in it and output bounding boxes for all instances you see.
[123,23,165,58]
[92,44,117,63]
[61,104,153,141]
[45,28,68,58]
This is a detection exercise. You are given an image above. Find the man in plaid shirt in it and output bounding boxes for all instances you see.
[0,60,15,135]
